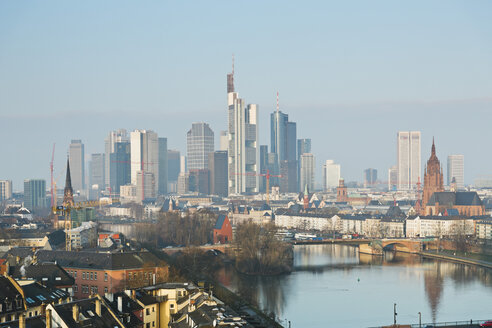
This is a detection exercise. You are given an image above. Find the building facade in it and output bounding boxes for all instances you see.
[130,130,159,194]
[186,122,214,171]
[227,68,259,194]
[300,153,315,191]
[323,160,340,191]
[364,168,378,187]
[0,180,12,201]
[69,140,85,192]
[158,137,168,195]
[208,150,228,197]
[105,129,129,189]
[447,154,464,189]
[23,179,46,211]
[109,142,131,196]
[397,131,421,190]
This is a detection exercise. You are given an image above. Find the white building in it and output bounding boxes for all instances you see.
[447,155,464,189]
[227,72,259,194]
[68,221,97,249]
[397,131,421,190]
[130,130,159,194]
[300,153,315,191]
[405,216,474,238]
[69,140,85,192]
[0,180,12,200]
[477,221,492,240]
[119,184,136,202]
[323,160,340,191]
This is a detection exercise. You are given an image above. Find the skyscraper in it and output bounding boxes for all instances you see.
[227,62,259,194]
[187,122,214,170]
[69,140,85,192]
[323,160,340,191]
[209,150,228,197]
[105,129,128,188]
[109,142,130,195]
[24,179,46,210]
[219,131,228,151]
[89,153,105,193]
[447,155,464,189]
[397,131,421,190]
[130,130,159,195]
[0,180,12,201]
[364,168,378,187]
[300,153,315,191]
[388,165,398,191]
[297,138,311,191]
[158,137,168,195]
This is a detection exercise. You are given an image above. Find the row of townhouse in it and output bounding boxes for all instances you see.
[275,211,492,239]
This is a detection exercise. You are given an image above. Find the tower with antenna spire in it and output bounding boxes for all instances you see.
[227,54,234,93]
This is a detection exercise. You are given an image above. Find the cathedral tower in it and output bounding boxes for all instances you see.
[422,138,444,211]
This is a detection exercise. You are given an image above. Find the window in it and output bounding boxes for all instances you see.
[74,271,77,278]
[104,273,108,281]
[73,285,78,292]
[152,321,155,327]
[90,272,93,280]
[170,304,175,309]
[129,273,132,280]
[82,272,86,280]
[104,287,108,293]
[152,307,154,312]
[146,308,150,315]
[94,272,97,280]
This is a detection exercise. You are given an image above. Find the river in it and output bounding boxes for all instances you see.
[213,244,492,327]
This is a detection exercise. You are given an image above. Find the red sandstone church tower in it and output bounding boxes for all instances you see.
[422,139,444,212]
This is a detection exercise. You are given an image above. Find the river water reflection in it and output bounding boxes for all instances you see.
[214,244,492,327]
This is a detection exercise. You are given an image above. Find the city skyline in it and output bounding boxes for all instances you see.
[2,1,492,189]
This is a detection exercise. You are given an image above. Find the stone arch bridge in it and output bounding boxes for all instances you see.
[359,239,430,255]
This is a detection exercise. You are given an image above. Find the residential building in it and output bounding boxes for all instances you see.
[36,250,168,300]
[130,130,159,194]
[67,221,97,249]
[364,168,377,187]
[323,160,340,191]
[23,179,46,211]
[213,214,232,244]
[158,137,168,195]
[0,180,12,201]
[227,67,259,194]
[405,216,474,238]
[447,154,464,189]
[187,122,214,171]
[397,131,421,190]
[69,140,85,192]
[105,129,129,189]
[476,221,492,240]
[300,153,315,191]
[208,151,228,197]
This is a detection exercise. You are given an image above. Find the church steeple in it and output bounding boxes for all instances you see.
[63,157,74,207]
[422,139,444,214]
[431,137,436,156]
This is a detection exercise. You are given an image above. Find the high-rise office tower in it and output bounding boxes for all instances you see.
[89,153,105,190]
[188,169,210,194]
[323,160,341,191]
[227,62,259,194]
[105,129,128,188]
[397,131,421,190]
[209,150,228,197]
[447,155,464,189]
[23,179,46,210]
[187,122,214,170]
[130,130,159,195]
[136,171,155,203]
[259,145,269,192]
[388,165,398,191]
[300,153,315,191]
[167,150,181,182]
[158,137,168,195]
[0,180,12,201]
[109,142,131,195]
[364,168,378,187]
[69,140,85,192]
[219,131,229,151]
[297,138,311,191]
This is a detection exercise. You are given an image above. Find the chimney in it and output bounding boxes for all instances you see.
[46,309,52,328]
[117,296,123,313]
[95,298,101,317]
[72,304,79,323]
[19,314,25,328]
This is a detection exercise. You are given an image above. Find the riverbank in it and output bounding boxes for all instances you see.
[419,250,492,270]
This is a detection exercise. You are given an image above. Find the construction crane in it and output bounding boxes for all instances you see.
[234,169,282,204]
[53,198,119,251]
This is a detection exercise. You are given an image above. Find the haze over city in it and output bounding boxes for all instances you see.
[2,1,492,189]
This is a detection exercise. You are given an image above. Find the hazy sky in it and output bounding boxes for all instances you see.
[1,1,492,190]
